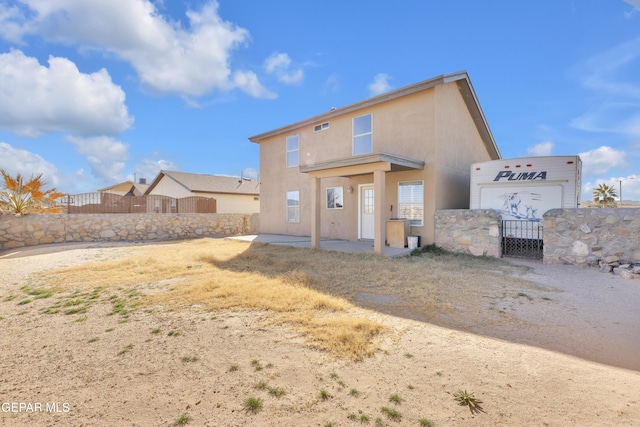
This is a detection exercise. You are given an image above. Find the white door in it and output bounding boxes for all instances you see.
[360,185,375,239]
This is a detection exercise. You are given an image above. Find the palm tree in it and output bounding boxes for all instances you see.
[592,183,618,208]
[0,169,64,214]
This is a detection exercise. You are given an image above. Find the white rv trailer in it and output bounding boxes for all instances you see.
[470,156,582,244]
[470,155,582,219]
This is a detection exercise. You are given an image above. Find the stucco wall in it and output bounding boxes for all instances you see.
[0,213,259,250]
[256,80,496,246]
[434,209,502,257]
[543,208,640,265]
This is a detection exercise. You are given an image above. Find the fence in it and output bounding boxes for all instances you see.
[502,220,543,260]
[59,193,216,214]
[0,213,257,250]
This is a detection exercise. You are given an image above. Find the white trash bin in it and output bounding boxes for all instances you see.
[407,236,418,250]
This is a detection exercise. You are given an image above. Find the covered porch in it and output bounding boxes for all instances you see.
[299,152,425,254]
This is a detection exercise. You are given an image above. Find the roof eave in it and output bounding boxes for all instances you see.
[248,71,471,143]
[454,78,501,160]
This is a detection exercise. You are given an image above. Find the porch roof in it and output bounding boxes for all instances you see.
[299,152,425,178]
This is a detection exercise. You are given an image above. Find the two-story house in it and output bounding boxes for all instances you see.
[249,71,501,254]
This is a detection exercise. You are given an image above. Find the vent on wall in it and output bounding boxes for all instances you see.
[314,122,329,132]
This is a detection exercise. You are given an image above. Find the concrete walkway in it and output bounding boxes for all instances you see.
[228,234,413,257]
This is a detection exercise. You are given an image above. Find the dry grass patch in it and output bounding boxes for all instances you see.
[34,239,385,359]
[32,238,544,359]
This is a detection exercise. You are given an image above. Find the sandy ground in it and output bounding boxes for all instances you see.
[0,241,639,426]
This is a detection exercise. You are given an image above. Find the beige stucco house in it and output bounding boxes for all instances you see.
[249,71,500,254]
[144,171,260,214]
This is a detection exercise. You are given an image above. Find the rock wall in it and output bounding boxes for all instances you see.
[0,213,259,250]
[543,208,640,265]
[434,209,502,258]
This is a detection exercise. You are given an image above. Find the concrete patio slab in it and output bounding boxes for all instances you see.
[228,234,413,257]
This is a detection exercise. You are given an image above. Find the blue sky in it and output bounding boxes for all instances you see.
[0,0,639,202]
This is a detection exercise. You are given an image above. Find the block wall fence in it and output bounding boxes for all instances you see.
[2,210,638,267]
[543,208,640,265]
[0,213,260,251]
[435,208,639,265]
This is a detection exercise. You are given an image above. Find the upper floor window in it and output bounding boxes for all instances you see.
[314,122,330,132]
[353,114,372,155]
[286,134,299,167]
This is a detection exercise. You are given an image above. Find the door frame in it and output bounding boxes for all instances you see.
[358,183,375,240]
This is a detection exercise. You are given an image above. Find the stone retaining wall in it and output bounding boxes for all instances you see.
[543,208,640,265]
[0,213,259,250]
[434,209,502,258]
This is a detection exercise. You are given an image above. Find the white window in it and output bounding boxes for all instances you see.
[326,187,343,209]
[314,122,330,132]
[398,181,424,226]
[286,134,299,167]
[286,191,300,223]
[353,114,372,155]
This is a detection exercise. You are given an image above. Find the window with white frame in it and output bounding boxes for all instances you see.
[353,114,372,155]
[314,122,329,132]
[286,134,299,167]
[398,181,424,226]
[286,191,300,223]
[326,187,343,209]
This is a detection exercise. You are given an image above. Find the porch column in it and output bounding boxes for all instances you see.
[310,176,321,249]
[373,169,386,255]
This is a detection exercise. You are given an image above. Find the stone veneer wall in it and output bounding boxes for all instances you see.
[543,208,640,265]
[0,213,259,250]
[434,209,502,258]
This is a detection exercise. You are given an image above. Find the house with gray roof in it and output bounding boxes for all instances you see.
[144,170,260,214]
[98,179,150,196]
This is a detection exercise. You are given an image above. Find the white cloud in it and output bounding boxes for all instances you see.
[241,167,259,180]
[0,50,133,137]
[0,141,60,186]
[527,141,554,156]
[1,0,272,98]
[263,52,304,85]
[570,37,640,136]
[623,1,640,12]
[134,158,180,183]
[0,4,27,43]
[571,102,640,137]
[322,74,340,95]
[233,70,277,99]
[368,73,392,97]
[579,37,640,98]
[578,145,626,177]
[0,141,104,193]
[66,136,129,183]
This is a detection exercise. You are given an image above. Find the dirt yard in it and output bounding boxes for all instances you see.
[0,239,639,427]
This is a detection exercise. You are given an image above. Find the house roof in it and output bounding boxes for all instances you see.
[97,181,150,195]
[144,170,260,196]
[248,71,501,160]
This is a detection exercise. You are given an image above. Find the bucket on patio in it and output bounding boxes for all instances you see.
[407,236,418,250]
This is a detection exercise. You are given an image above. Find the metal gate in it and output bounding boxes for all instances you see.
[502,220,543,260]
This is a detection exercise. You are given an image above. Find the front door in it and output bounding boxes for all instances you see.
[360,185,375,239]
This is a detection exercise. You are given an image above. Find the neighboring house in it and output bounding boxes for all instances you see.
[144,170,260,214]
[249,71,501,254]
[98,179,150,196]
